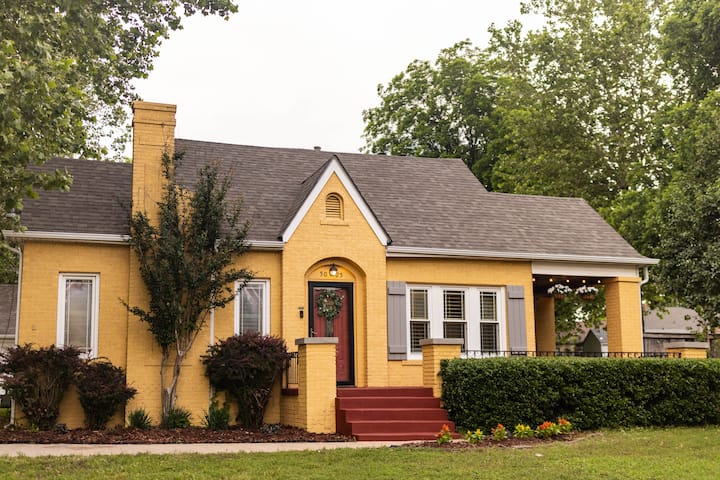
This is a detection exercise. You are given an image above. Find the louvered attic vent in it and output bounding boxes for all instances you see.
[325,193,343,219]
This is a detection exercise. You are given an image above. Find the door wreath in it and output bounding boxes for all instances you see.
[316,289,344,336]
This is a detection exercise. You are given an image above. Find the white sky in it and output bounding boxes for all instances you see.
[133,1,539,153]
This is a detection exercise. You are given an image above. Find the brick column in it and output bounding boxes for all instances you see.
[420,338,463,398]
[534,296,556,352]
[295,337,338,433]
[604,277,643,353]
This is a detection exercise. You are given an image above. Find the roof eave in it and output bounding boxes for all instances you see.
[3,231,286,252]
[3,230,130,245]
[386,245,659,266]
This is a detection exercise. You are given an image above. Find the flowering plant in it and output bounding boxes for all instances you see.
[513,424,534,438]
[547,284,573,296]
[464,428,484,444]
[436,424,452,444]
[557,417,572,434]
[576,285,599,297]
[536,421,561,438]
[491,423,508,441]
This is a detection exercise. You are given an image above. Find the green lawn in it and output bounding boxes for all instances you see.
[3,427,720,479]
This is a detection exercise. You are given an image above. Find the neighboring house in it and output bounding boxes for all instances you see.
[3,102,657,431]
[577,328,608,356]
[0,284,17,352]
[643,307,704,353]
[0,284,18,408]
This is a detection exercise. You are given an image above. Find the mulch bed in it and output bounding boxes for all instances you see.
[0,425,353,444]
[0,424,587,447]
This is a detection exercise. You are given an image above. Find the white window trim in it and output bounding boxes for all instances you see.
[406,284,506,359]
[56,273,99,358]
[234,279,270,335]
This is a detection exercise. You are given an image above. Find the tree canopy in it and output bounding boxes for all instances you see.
[0,1,237,240]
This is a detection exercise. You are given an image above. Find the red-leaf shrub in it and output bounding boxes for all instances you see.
[0,344,81,430]
[76,359,136,430]
[203,332,287,427]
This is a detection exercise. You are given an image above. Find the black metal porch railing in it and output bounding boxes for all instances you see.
[463,350,682,359]
[283,351,299,390]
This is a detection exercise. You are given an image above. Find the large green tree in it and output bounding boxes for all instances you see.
[651,91,720,345]
[490,0,669,214]
[0,1,237,239]
[661,0,720,100]
[362,41,502,189]
[127,152,252,419]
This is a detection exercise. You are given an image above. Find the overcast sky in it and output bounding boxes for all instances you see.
[133,1,541,153]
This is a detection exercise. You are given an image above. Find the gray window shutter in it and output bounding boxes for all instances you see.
[507,285,527,352]
[387,281,407,360]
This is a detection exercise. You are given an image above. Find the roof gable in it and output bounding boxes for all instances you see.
[280,156,390,245]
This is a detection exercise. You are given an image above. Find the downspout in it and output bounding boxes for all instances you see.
[639,266,650,353]
[1,242,22,425]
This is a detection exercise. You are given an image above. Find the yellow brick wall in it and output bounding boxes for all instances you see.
[282,173,388,388]
[17,241,130,427]
[386,257,535,385]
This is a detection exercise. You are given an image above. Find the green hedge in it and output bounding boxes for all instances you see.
[440,357,720,431]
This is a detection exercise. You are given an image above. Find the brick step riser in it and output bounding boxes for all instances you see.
[342,409,448,422]
[336,397,441,409]
[337,387,434,398]
[349,421,455,434]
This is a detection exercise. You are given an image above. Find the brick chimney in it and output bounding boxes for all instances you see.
[131,101,176,219]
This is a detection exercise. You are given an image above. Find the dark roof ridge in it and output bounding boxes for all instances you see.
[175,138,466,164]
[485,190,591,203]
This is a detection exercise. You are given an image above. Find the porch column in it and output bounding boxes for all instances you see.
[420,338,463,398]
[604,277,643,353]
[294,337,337,433]
[534,296,556,352]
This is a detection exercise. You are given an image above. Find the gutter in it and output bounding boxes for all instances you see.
[386,245,659,266]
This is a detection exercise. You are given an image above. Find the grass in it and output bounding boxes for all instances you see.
[2,427,720,479]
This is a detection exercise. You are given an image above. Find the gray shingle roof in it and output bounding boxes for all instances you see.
[175,139,648,262]
[21,158,131,235]
[16,139,650,263]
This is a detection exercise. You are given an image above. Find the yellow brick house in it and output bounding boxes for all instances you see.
[4,102,657,436]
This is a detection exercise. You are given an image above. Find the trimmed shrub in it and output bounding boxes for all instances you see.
[0,344,81,430]
[76,359,136,430]
[128,408,153,429]
[440,357,720,431]
[203,397,230,431]
[161,407,191,429]
[203,332,287,427]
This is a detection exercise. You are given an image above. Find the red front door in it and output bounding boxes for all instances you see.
[310,283,354,385]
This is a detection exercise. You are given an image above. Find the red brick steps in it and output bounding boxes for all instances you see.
[336,387,456,441]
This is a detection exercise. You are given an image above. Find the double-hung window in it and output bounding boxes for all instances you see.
[442,290,466,351]
[406,285,505,358]
[235,280,270,334]
[409,289,429,353]
[57,274,99,357]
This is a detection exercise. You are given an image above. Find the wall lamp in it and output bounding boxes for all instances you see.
[329,263,338,277]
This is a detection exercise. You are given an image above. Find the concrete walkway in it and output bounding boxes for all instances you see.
[0,441,408,457]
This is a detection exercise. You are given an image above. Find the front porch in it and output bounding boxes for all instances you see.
[532,271,646,354]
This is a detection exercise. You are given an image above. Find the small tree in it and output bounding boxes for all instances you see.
[0,344,81,430]
[127,151,252,419]
[203,332,287,427]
